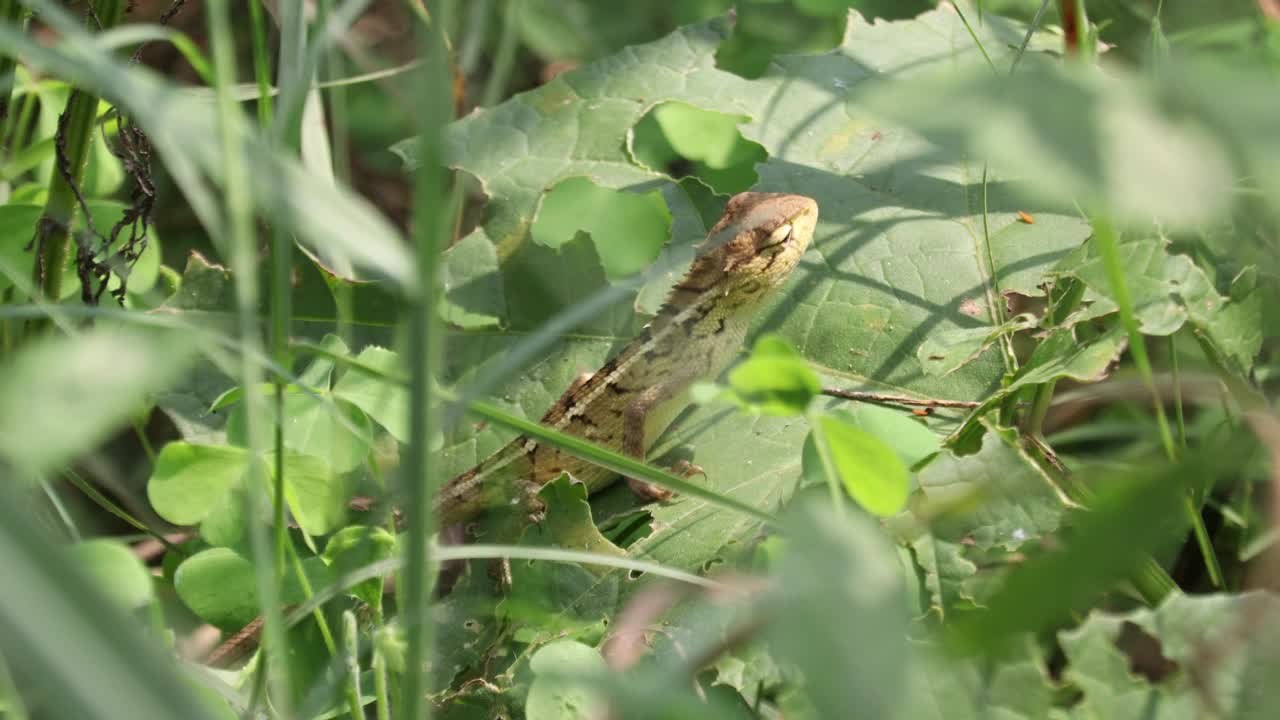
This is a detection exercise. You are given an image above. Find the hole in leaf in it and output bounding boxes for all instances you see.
[714,1,846,78]
[631,102,766,195]
[627,568,646,580]
[1115,621,1180,683]
[530,177,672,279]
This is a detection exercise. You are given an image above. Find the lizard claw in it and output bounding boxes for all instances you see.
[627,476,674,503]
[669,459,707,481]
[626,460,705,503]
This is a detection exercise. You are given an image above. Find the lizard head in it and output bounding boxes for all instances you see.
[671,192,818,303]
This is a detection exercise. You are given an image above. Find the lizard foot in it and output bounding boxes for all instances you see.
[626,459,705,503]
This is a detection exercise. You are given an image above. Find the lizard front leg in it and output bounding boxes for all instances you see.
[621,383,694,502]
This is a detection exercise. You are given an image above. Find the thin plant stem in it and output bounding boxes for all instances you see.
[63,469,186,556]
[7,89,36,155]
[25,0,125,335]
[1170,335,1187,450]
[1026,278,1087,436]
[806,409,848,517]
[457,0,492,77]
[41,480,79,542]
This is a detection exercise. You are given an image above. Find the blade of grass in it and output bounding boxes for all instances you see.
[248,0,274,127]
[401,1,454,716]
[205,0,291,714]
[283,548,723,628]
[0,483,221,719]
[1092,213,1223,589]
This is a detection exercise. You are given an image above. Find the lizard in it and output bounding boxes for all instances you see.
[435,191,818,523]
[203,191,818,667]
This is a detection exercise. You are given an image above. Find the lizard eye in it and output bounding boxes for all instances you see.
[758,223,792,253]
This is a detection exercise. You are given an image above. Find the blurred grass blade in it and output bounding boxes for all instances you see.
[948,437,1250,653]
[0,326,193,472]
[0,486,222,719]
[400,1,453,716]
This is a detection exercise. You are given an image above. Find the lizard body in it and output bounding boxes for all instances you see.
[203,191,817,668]
[435,191,818,524]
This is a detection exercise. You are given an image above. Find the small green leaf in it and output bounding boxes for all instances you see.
[830,405,940,471]
[281,452,349,536]
[172,548,259,631]
[332,346,410,443]
[174,548,334,631]
[727,335,820,416]
[226,390,372,474]
[525,640,608,720]
[946,327,1127,451]
[148,441,350,540]
[70,539,154,610]
[323,526,396,607]
[811,413,910,516]
[439,229,504,329]
[526,475,628,562]
[297,334,349,389]
[147,442,250,527]
[652,102,750,169]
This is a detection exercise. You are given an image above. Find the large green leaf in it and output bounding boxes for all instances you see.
[1057,593,1280,719]
[899,426,1069,617]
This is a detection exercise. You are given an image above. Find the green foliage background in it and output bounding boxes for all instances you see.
[0,1,1279,719]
